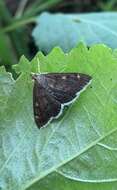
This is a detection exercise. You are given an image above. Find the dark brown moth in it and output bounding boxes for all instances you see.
[32,73,92,128]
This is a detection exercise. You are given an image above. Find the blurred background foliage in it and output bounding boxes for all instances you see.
[0,0,117,71]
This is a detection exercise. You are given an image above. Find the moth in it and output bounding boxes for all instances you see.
[32,73,92,128]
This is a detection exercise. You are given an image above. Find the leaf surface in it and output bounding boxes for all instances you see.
[0,44,117,190]
[32,12,117,53]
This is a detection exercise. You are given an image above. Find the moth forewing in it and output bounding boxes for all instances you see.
[33,73,92,128]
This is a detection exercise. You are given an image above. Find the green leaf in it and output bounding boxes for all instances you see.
[0,66,14,115]
[13,55,31,74]
[32,12,117,53]
[0,44,117,190]
[0,32,16,66]
[13,53,45,74]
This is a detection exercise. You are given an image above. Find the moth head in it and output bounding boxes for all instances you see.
[31,74,40,81]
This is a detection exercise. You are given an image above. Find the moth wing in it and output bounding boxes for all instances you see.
[43,73,92,104]
[33,81,61,128]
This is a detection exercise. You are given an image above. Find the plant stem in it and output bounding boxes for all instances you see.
[15,0,29,18]
[0,0,12,23]
[1,17,36,33]
[24,0,62,17]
